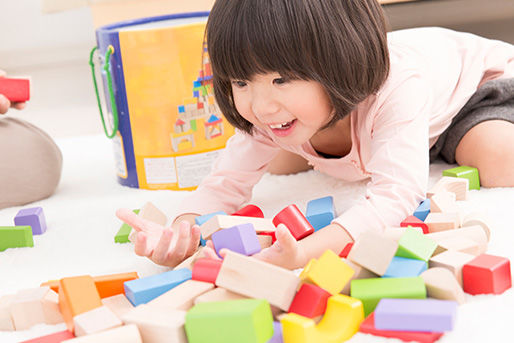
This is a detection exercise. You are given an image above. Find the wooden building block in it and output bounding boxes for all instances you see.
[359,312,443,343]
[305,196,335,231]
[173,247,205,271]
[95,272,138,298]
[443,166,480,190]
[128,202,168,242]
[40,280,59,293]
[461,211,492,241]
[101,294,134,319]
[200,215,275,239]
[0,226,34,251]
[0,295,15,331]
[211,223,261,256]
[400,215,429,234]
[424,212,460,233]
[382,227,423,241]
[288,283,331,318]
[121,306,187,343]
[374,298,457,332]
[350,277,426,316]
[413,199,431,221]
[0,77,30,102]
[435,236,481,256]
[427,176,469,200]
[340,259,378,296]
[338,242,353,258]
[73,306,122,336]
[20,330,75,343]
[124,269,192,306]
[383,257,427,278]
[193,287,247,305]
[396,229,438,261]
[231,204,264,218]
[194,211,227,226]
[257,235,273,249]
[429,250,476,286]
[420,267,466,304]
[14,207,47,235]
[425,225,488,254]
[59,276,103,332]
[115,209,139,243]
[61,324,142,343]
[192,258,222,284]
[462,254,512,295]
[11,287,63,330]
[272,204,315,240]
[215,250,301,311]
[300,249,354,295]
[430,190,458,214]
[259,231,277,244]
[280,295,364,343]
[185,299,273,343]
[147,279,214,310]
[347,231,398,276]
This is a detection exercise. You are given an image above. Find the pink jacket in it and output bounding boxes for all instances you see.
[179,27,514,240]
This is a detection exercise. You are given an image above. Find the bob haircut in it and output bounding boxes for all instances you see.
[206,0,390,134]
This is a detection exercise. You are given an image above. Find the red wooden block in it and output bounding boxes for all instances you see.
[259,231,277,244]
[359,312,443,343]
[192,258,223,284]
[339,243,354,258]
[0,77,30,102]
[273,204,314,240]
[288,283,331,318]
[19,330,75,342]
[231,204,264,218]
[462,254,512,295]
[401,215,429,234]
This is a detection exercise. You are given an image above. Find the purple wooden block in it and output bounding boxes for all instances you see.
[14,207,47,235]
[211,223,261,256]
[267,321,283,343]
[375,298,458,332]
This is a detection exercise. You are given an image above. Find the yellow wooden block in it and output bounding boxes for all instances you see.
[299,250,354,295]
[281,294,364,343]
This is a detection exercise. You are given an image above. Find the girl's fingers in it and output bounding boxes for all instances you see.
[186,225,202,256]
[151,228,174,266]
[12,102,26,110]
[134,232,152,257]
[116,208,162,234]
[202,246,222,260]
[167,221,191,266]
[275,224,296,252]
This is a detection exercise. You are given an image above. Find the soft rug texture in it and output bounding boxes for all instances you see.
[0,134,513,342]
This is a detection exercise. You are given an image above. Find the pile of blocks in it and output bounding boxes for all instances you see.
[0,165,511,343]
[0,207,46,252]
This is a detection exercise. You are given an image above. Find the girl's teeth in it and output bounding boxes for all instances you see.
[270,121,292,129]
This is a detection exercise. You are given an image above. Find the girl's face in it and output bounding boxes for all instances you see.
[231,73,334,145]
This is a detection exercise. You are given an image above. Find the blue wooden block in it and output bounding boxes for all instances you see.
[193,90,200,98]
[413,199,430,222]
[383,257,428,278]
[211,223,261,256]
[193,80,202,88]
[178,105,185,113]
[306,196,335,231]
[195,211,227,226]
[14,207,47,235]
[124,268,192,306]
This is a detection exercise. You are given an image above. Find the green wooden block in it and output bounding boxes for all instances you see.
[114,209,139,244]
[396,229,438,262]
[350,277,426,316]
[442,166,480,190]
[0,226,34,251]
[190,119,197,132]
[185,299,274,343]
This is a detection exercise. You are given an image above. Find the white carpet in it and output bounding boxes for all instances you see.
[1,134,513,342]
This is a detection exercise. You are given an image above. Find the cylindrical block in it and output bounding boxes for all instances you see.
[272,205,314,240]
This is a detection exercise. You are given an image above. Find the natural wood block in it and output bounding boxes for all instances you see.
[424,213,459,233]
[382,227,423,241]
[147,280,214,310]
[19,330,75,342]
[122,306,188,343]
[193,287,247,305]
[429,250,476,286]
[430,190,457,214]
[347,231,398,276]
[462,212,492,242]
[426,225,488,254]
[10,287,64,330]
[200,215,275,239]
[434,236,481,256]
[101,294,134,319]
[215,250,300,311]
[0,295,15,331]
[174,247,205,271]
[129,202,167,243]
[427,176,468,200]
[257,235,273,249]
[340,259,378,295]
[73,306,122,336]
[420,267,465,304]
[61,324,142,343]
[443,166,480,190]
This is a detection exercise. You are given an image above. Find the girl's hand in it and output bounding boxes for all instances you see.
[202,224,308,270]
[116,208,202,268]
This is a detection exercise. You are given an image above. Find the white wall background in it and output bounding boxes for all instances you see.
[0,0,96,69]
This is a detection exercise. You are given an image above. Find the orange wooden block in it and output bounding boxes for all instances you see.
[94,272,138,298]
[40,280,59,293]
[59,276,103,332]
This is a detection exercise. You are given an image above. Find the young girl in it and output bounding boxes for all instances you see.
[117,0,514,270]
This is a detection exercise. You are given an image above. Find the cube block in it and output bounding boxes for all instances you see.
[305,196,335,231]
[443,166,480,190]
[462,254,512,295]
[14,207,47,235]
[211,223,261,256]
[288,283,331,318]
[300,250,354,295]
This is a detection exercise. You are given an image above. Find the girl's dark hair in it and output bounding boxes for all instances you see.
[206,0,390,134]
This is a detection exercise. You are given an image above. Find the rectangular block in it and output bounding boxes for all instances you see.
[306,196,335,231]
[443,166,480,190]
[95,272,139,298]
[115,209,139,243]
[20,330,75,343]
[61,324,142,343]
[122,306,187,343]
[194,211,227,226]
[10,287,63,330]
[0,77,30,102]
[0,226,34,251]
[101,294,134,319]
[147,279,214,310]
[375,298,458,332]
[347,231,398,276]
[383,257,428,278]
[73,305,122,336]
[0,295,15,331]
[200,215,275,239]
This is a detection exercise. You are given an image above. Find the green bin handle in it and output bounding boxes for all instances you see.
[89,45,119,139]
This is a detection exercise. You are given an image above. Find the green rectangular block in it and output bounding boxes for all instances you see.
[351,277,426,316]
[0,226,34,251]
[442,166,480,190]
[396,229,438,261]
[114,209,139,244]
[185,299,274,343]
[190,119,197,132]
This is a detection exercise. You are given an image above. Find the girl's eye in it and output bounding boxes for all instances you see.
[232,80,247,88]
[273,77,288,85]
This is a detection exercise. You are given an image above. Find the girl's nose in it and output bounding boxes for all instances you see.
[251,92,281,119]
